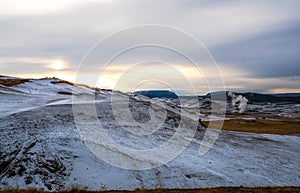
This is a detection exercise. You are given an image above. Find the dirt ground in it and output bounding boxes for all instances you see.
[1,187,300,193]
[203,118,300,135]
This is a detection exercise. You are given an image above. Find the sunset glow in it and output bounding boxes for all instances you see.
[48,60,65,70]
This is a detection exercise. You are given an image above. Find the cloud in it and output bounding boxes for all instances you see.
[212,25,300,78]
[0,0,299,93]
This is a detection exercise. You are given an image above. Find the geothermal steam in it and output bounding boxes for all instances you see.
[228,92,248,113]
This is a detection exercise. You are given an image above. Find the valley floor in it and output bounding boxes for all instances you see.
[0,77,299,191]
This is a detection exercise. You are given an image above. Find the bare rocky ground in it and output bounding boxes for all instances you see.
[0,76,299,191]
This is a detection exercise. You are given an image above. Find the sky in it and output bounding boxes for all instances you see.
[0,0,299,95]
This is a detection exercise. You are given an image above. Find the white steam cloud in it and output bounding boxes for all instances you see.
[228,91,249,113]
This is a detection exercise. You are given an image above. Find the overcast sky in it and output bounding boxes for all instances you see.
[0,0,299,94]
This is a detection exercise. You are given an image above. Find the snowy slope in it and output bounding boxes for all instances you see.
[0,76,96,118]
[0,76,299,191]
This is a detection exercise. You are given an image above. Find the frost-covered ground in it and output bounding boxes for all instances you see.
[0,76,299,191]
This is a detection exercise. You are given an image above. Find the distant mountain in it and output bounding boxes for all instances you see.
[205,90,300,103]
[204,91,229,101]
[234,92,277,103]
[237,92,300,103]
[134,89,300,103]
[134,90,178,99]
[270,93,300,97]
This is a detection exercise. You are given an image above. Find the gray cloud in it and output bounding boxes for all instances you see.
[0,0,299,93]
[212,24,300,78]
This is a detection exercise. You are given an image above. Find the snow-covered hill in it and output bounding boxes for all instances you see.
[0,76,299,191]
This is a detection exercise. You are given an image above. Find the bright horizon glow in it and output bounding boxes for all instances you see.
[7,71,300,95]
[267,88,300,94]
[48,60,65,70]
